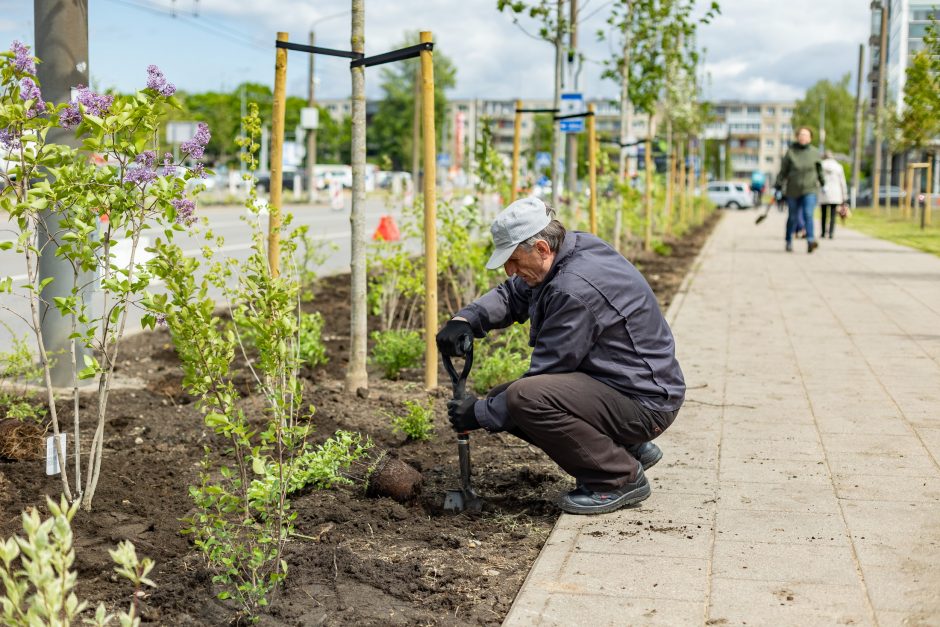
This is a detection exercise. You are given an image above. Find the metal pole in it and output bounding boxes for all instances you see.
[587,103,597,234]
[511,100,522,203]
[565,0,579,212]
[851,43,865,208]
[420,31,438,391]
[550,0,563,209]
[306,30,318,203]
[873,3,888,212]
[268,32,288,277]
[819,96,826,154]
[35,0,92,389]
[925,160,933,227]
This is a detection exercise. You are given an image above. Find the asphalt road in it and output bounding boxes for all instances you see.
[0,196,406,359]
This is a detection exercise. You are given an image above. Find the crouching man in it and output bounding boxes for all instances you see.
[436,197,685,515]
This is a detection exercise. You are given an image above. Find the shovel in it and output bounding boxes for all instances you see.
[442,338,482,513]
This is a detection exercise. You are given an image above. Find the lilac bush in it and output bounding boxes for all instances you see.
[0,46,209,510]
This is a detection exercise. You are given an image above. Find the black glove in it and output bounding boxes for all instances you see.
[436,319,472,357]
[447,395,481,432]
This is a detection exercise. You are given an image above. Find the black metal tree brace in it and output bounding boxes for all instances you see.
[516,107,560,114]
[554,111,596,121]
[275,40,434,69]
[602,138,644,148]
[275,40,363,60]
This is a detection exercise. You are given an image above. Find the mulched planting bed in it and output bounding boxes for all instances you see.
[0,212,719,625]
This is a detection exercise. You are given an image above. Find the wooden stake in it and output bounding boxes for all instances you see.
[268,31,289,277]
[644,116,653,251]
[420,31,438,391]
[587,103,597,235]
[511,100,522,203]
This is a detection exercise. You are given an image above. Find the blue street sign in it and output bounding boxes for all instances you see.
[535,151,551,171]
[560,92,584,133]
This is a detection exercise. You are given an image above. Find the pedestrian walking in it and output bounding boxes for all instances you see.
[819,151,848,239]
[436,197,684,515]
[774,127,825,253]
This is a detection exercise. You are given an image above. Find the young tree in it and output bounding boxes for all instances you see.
[347,0,368,393]
[898,23,940,154]
[497,0,570,208]
[792,75,856,156]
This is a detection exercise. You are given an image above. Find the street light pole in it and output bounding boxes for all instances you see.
[307,30,317,202]
[35,0,91,388]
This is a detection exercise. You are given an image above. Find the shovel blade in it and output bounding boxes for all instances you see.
[443,489,465,512]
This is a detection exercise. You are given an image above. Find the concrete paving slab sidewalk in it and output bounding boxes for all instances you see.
[503,210,940,627]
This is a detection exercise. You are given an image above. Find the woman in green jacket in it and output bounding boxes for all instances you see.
[774,127,825,253]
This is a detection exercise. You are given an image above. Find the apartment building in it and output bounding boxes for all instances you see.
[703,102,796,180]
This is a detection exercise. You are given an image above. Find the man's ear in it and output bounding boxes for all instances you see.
[535,239,552,258]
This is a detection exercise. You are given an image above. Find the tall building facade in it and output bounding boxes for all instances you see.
[884,1,939,111]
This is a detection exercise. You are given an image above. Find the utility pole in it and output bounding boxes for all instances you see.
[565,0,578,211]
[872,2,888,212]
[550,0,563,209]
[306,31,317,203]
[35,0,91,388]
[819,96,826,154]
[346,0,368,393]
[851,43,865,208]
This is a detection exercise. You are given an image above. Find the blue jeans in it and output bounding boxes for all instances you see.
[786,193,816,243]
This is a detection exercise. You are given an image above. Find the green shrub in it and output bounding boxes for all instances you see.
[370,329,424,379]
[0,496,155,626]
[472,323,532,394]
[298,312,328,368]
[0,330,45,423]
[387,398,435,441]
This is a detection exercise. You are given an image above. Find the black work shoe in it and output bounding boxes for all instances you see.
[627,441,663,470]
[559,468,651,515]
[785,242,793,252]
[808,240,818,253]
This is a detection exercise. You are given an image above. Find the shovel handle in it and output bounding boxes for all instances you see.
[442,339,473,400]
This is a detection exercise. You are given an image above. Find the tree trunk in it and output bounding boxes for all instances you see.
[345,0,369,393]
[618,35,632,181]
[664,121,674,236]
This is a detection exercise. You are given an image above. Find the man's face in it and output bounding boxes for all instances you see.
[797,128,812,145]
[503,240,554,286]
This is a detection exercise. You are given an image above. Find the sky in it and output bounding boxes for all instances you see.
[0,0,870,103]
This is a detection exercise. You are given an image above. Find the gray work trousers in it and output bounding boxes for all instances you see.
[491,372,678,491]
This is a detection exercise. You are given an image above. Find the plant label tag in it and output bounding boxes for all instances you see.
[45,434,67,476]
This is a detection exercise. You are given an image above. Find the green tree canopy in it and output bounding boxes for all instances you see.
[792,74,855,155]
[898,20,940,151]
[368,32,457,170]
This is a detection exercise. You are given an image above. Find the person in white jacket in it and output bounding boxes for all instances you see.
[818,151,848,239]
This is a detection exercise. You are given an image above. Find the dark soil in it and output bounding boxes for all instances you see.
[0,212,719,625]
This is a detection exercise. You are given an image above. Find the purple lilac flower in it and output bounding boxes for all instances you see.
[19,77,41,102]
[154,313,167,327]
[145,65,176,97]
[10,41,36,75]
[123,150,159,185]
[192,162,207,179]
[18,77,45,118]
[0,128,21,151]
[75,85,114,117]
[162,152,175,176]
[172,198,196,225]
[59,103,82,129]
[180,122,210,159]
[135,150,156,168]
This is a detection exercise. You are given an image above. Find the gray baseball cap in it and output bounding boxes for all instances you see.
[485,197,552,270]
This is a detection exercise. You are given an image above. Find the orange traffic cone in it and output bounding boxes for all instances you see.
[372,215,400,241]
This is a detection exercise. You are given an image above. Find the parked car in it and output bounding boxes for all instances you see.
[856,185,906,207]
[706,181,753,209]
